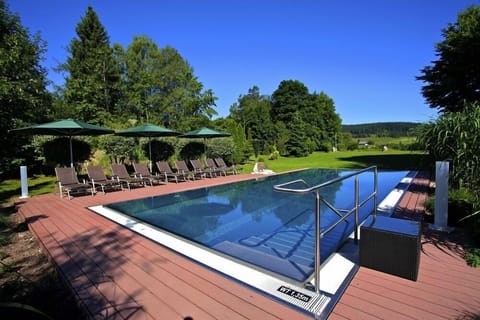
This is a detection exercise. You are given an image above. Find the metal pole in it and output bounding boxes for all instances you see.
[314,191,321,294]
[373,167,378,217]
[69,136,74,167]
[148,138,153,172]
[354,176,359,243]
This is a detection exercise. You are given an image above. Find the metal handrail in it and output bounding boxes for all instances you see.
[273,166,378,294]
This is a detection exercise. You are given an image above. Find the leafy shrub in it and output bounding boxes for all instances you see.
[268,149,280,160]
[465,248,480,267]
[146,140,175,162]
[179,142,204,161]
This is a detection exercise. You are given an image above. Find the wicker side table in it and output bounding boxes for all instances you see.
[360,216,421,281]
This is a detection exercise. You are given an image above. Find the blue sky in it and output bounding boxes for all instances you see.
[7,0,479,124]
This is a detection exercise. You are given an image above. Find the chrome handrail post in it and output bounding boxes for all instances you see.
[354,175,359,243]
[374,166,378,218]
[314,191,321,294]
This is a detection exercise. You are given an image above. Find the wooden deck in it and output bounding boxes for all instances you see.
[331,172,480,320]
[16,172,480,319]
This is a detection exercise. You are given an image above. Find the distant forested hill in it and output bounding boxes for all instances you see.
[342,122,421,137]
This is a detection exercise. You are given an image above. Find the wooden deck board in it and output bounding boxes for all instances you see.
[16,172,480,319]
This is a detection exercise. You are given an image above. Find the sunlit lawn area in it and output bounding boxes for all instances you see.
[251,150,431,173]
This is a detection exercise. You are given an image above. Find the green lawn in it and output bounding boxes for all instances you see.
[0,175,56,206]
[251,150,431,173]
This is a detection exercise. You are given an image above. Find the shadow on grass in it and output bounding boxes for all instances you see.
[339,153,432,170]
[0,181,53,205]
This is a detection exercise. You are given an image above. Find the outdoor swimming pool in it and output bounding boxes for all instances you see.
[97,168,408,283]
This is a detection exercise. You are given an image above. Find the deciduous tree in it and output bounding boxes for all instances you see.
[119,35,217,130]
[0,0,51,177]
[417,5,480,113]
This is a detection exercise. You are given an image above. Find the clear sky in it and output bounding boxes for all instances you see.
[7,0,479,124]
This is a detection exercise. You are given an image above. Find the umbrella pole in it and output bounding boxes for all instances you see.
[69,136,74,168]
[204,137,207,159]
[148,138,152,172]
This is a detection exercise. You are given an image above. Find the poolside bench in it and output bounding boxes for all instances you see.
[359,215,421,281]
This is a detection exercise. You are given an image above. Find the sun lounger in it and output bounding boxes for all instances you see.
[214,157,237,175]
[55,167,92,199]
[175,160,204,180]
[190,159,217,178]
[110,163,146,190]
[156,161,188,183]
[206,158,227,176]
[133,162,164,186]
[86,165,121,194]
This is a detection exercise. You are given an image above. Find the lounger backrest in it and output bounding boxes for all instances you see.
[175,160,190,172]
[206,158,217,168]
[133,163,150,176]
[87,166,107,181]
[156,161,173,174]
[111,164,130,179]
[190,159,203,170]
[215,157,226,168]
[55,167,79,185]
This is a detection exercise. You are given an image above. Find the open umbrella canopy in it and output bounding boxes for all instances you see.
[10,119,114,167]
[115,124,181,170]
[115,123,181,138]
[180,127,231,156]
[10,118,114,136]
[180,127,231,139]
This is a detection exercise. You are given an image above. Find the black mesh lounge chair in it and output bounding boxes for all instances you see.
[206,158,226,176]
[190,159,217,178]
[86,165,121,194]
[214,157,237,175]
[133,162,163,186]
[156,161,187,183]
[175,160,204,180]
[110,163,145,190]
[55,167,92,199]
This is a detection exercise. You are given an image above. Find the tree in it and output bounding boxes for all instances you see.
[59,6,121,124]
[230,86,276,155]
[417,5,480,113]
[285,112,310,157]
[0,0,51,177]
[301,92,342,151]
[271,80,309,123]
[227,122,252,164]
[119,36,217,130]
[270,80,341,156]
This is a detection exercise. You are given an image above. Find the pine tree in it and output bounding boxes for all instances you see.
[59,6,120,124]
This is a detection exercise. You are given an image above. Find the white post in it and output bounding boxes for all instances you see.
[430,161,453,232]
[20,166,30,199]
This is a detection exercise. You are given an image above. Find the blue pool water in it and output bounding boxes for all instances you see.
[105,169,408,282]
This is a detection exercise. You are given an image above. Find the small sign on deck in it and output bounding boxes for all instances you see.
[277,286,312,303]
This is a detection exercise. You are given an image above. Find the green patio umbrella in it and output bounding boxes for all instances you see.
[180,127,231,155]
[9,119,114,167]
[115,124,181,170]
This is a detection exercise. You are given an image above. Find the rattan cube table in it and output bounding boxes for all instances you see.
[360,215,421,281]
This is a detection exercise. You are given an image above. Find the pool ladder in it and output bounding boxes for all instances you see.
[273,166,378,294]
